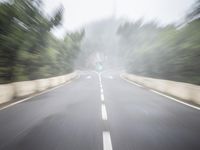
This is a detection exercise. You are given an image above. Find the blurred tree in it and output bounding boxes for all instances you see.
[0,0,84,83]
[117,18,200,84]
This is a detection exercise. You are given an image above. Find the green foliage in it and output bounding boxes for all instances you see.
[117,18,200,85]
[0,0,83,84]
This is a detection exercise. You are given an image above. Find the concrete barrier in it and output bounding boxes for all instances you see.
[13,81,37,97]
[49,77,59,87]
[60,76,66,83]
[35,79,50,92]
[0,72,77,105]
[123,73,200,105]
[0,84,15,104]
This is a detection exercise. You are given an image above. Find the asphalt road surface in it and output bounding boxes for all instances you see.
[0,71,200,150]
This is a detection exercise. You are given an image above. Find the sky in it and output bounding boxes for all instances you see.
[43,0,196,37]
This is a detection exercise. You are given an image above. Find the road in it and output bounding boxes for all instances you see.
[0,71,200,150]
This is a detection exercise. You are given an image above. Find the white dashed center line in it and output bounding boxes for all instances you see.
[98,74,102,84]
[86,76,91,79]
[103,131,113,150]
[99,73,105,101]
[98,73,113,150]
[101,104,108,120]
[109,76,113,79]
[101,94,105,101]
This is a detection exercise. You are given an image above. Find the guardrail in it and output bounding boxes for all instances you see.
[0,72,77,104]
[122,73,200,105]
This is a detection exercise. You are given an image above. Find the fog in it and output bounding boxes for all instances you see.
[0,0,199,85]
[73,0,200,85]
[75,18,124,70]
[0,1,200,149]
[43,0,196,37]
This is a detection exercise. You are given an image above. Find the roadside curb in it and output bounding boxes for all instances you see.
[0,74,80,111]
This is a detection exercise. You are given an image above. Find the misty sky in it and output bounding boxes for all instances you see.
[44,0,196,37]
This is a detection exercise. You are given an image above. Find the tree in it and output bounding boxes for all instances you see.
[0,0,66,83]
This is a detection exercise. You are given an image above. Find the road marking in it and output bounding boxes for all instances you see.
[120,75,143,87]
[99,79,103,88]
[127,80,142,87]
[150,89,200,110]
[0,75,80,111]
[1,82,72,111]
[101,94,105,101]
[86,76,91,79]
[100,82,102,87]
[98,73,113,150]
[121,74,200,111]
[103,131,113,150]
[98,73,105,101]
[109,76,113,79]
[131,82,142,87]
[98,73,102,82]
[101,104,108,120]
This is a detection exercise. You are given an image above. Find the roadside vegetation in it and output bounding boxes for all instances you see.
[81,0,200,85]
[0,0,84,84]
[0,0,199,85]
[117,0,200,84]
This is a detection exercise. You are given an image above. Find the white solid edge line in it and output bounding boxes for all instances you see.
[150,89,200,110]
[120,75,142,87]
[101,88,104,93]
[103,131,113,150]
[131,82,142,87]
[0,75,80,111]
[101,104,108,120]
[120,74,200,111]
